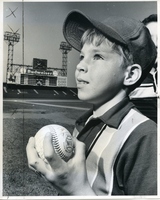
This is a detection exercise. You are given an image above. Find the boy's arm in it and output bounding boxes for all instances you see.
[26,133,96,196]
[113,120,157,195]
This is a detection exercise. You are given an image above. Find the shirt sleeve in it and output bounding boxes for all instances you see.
[113,119,157,195]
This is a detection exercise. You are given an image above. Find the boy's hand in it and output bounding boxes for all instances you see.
[26,133,96,195]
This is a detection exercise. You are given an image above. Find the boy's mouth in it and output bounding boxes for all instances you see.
[77,78,89,85]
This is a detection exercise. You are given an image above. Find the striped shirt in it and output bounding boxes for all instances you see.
[73,98,157,195]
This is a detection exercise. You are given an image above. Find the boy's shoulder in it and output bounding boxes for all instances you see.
[123,115,157,142]
[74,97,157,139]
[112,115,157,195]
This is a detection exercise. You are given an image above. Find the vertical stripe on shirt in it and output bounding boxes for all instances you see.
[86,109,148,195]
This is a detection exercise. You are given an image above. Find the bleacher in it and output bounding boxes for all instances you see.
[3,83,157,123]
[3,84,78,100]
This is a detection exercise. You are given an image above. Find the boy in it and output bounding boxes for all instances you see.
[26,10,157,195]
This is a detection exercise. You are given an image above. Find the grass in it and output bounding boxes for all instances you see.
[3,100,88,196]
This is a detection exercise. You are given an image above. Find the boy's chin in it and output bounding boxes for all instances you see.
[78,94,87,101]
[77,94,98,105]
[77,93,90,102]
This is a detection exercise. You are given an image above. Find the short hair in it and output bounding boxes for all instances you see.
[142,14,157,25]
[81,29,133,69]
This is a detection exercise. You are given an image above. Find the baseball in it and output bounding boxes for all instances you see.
[34,124,75,163]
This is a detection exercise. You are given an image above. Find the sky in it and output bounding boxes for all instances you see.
[3,1,157,87]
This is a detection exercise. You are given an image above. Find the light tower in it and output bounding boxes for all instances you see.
[4,30,20,82]
[59,41,72,76]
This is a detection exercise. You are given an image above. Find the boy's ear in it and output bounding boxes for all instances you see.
[123,64,142,86]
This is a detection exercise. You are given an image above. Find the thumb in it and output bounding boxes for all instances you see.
[43,132,66,169]
[73,139,86,163]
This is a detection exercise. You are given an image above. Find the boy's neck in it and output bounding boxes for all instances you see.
[92,92,127,118]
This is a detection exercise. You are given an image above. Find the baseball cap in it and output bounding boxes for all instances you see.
[63,10,157,89]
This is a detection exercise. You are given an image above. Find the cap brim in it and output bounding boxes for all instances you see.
[63,10,126,51]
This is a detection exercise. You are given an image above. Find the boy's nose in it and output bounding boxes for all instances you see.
[76,62,88,72]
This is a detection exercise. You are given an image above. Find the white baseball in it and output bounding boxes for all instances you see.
[34,124,75,163]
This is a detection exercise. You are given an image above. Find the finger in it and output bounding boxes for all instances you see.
[26,137,37,164]
[26,137,42,166]
[26,137,35,150]
[73,139,86,163]
[26,137,51,175]
[43,132,66,170]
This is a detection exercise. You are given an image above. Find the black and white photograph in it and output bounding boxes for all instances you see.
[1,0,158,198]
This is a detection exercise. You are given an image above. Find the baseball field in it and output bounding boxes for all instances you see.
[3,98,91,196]
[3,85,157,197]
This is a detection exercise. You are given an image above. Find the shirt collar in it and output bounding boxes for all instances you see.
[76,97,135,131]
[99,97,135,128]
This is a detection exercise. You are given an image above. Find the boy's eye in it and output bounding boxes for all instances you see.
[94,54,104,60]
[79,54,84,61]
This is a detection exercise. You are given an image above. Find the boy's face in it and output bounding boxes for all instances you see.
[75,40,126,106]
